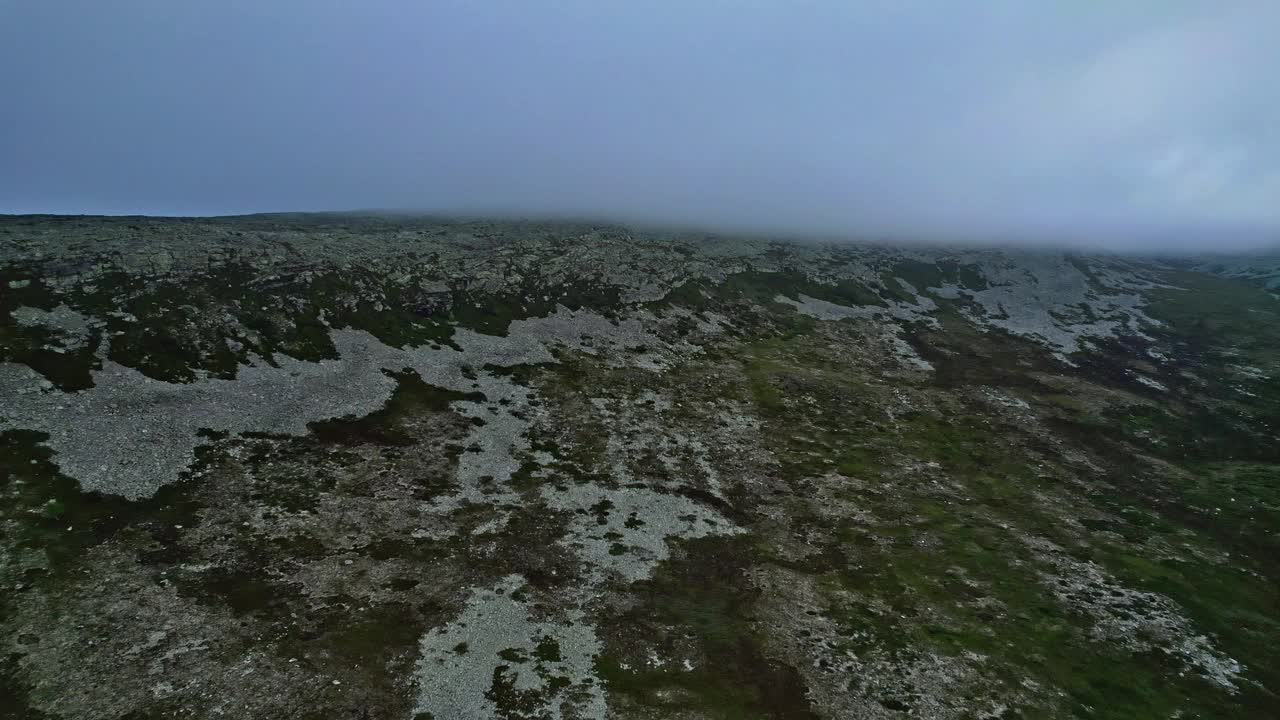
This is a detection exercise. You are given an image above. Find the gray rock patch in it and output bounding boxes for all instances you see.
[413,575,606,720]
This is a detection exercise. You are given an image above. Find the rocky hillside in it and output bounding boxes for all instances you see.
[2,214,1278,719]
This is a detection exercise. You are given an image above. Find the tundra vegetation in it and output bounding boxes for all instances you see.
[2,214,1278,719]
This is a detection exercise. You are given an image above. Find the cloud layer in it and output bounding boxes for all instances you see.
[2,1,1276,247]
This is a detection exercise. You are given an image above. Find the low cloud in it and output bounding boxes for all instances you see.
[2,1,1276,248]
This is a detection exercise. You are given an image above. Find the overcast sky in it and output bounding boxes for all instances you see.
[1,1,1277,247]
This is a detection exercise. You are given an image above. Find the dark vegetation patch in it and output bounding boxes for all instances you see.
[884,259,990,297]
[68,266,342,383]
[0,266,100,390]
[448,276,623,337]
[0,429,206,585]
[5,258,631,385]
[905,307,1064,390]
[281,598,439,718]
[595,535,820,720]
[652,270,894,342]
[308,369,483,446]
[1055,272,1280,572]
[0,651,51,720]
[1146,271,1280,366]
[453,502,580,594]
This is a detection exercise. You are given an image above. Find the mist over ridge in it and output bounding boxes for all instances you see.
[3,2,1278,250]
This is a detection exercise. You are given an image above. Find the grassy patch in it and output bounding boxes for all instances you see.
[736,321,1278,716]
